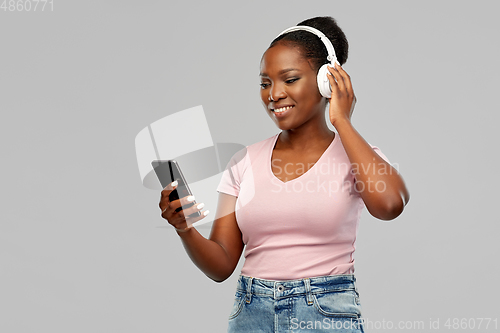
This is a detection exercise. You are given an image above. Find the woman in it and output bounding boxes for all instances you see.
[159,16,409,332]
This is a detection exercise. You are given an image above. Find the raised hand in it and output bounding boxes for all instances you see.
[326,62,357,128]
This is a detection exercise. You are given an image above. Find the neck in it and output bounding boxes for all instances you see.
[277,120,334,151]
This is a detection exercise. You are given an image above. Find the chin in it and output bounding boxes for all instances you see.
[274,122,295,131]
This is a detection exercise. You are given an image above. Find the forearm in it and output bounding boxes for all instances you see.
[335,119,410,220]
[176,228,236,282]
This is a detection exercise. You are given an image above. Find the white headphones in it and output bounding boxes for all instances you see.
[275,25,338,98]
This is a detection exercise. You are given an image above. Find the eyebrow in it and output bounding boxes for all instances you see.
[259,68,300,77]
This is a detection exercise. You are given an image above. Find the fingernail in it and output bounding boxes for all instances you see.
[197,203,205,209]
[203,210,210,216]
[187,195,195,202]
[335,60,341,66]
[171,181,178,187]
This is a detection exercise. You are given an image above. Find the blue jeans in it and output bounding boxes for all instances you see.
[228,274,365,333]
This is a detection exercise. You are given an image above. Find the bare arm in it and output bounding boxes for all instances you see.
[160,185,243,282]
[327,63,410,220]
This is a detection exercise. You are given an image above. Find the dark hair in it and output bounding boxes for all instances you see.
[269,16,349,71]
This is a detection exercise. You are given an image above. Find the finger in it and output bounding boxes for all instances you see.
[161,201,170,214]
[172,207,209,230]
[327,65,346,92]
[160,180,178,198]
[181,202,206,218]
[184,209,210,224]
[161,197,180,216]
[164,194,196,216]
[326,67,340,94]
[164,196,183,214]
[159,181,178,212]
[178,194,196,207]
[333,63,345,91]
[334,62,353,94]
[160,181,178,207]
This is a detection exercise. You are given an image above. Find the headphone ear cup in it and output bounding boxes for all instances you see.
[317,64,332,98]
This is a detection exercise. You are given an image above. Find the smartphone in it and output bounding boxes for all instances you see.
[151,159,201,218]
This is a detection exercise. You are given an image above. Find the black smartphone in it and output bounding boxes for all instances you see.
[151,159,201,218]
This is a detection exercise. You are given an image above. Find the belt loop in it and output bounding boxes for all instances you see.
[353,276,360,297]
[303,278,313,306]
[246,277,253,304]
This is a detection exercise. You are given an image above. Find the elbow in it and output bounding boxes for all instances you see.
[371,191,409,221]
[206,270,234,283]
[377,201,405,221]
[211,278,226,283]
[209,272,232,283]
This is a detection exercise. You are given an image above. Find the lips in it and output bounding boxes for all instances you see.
[270,105,294,119]
[273,105,294,113]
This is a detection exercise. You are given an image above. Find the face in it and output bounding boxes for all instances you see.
[260,43,326,131]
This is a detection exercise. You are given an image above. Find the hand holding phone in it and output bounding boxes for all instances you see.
[154,160,209,230]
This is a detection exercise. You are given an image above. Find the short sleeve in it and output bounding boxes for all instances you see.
[216,147,248,197]
[353,145,392,190]
[371,145,391,164]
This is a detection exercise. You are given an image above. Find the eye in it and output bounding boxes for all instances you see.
[285,78,299,84]
[260,82,270,89]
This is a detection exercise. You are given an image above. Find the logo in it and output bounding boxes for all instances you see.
[135,105,247,227]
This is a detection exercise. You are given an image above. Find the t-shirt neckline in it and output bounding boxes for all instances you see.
[268,132,338,184]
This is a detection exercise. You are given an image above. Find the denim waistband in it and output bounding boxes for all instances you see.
[236,274,357,302]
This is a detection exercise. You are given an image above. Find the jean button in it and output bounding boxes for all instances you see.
[277,285,284,292]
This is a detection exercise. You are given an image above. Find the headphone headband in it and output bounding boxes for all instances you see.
[275,25,338,98]
[276,25,337,63]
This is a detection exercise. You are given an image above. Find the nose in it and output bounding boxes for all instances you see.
[269,83,286,102]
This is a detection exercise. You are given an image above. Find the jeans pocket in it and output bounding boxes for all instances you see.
[313,290,361,318]
[228,291,246,320]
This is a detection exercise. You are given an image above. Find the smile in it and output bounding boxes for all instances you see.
[273,106,294,113]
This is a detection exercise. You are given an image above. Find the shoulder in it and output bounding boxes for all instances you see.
[236,133,277,159]
[248,133,278,150]
[225,133,277,169]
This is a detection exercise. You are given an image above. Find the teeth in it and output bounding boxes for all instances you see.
[274,106,293,113]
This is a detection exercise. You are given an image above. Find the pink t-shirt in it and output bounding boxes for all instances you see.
[217,133,389,280]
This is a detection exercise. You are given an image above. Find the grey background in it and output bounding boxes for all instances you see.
[1,0,499,332]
